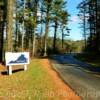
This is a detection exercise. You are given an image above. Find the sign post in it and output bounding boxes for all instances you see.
[8,66,12,75]
[5,52,29,75]
[24,65,27,71]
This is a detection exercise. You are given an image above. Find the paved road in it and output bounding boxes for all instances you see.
[50,54,100,100]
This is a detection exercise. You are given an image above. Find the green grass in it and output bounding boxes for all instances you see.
[0,59,60,100]
[75,54,100,67]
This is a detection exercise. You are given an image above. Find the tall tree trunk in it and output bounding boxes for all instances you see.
[6,0,14,52]
[40,7,43,49]
[95,0,99,53]
[44,10,49,56]
[32,1,38,57]
[0,1,5,62]
[32,31,36,56]
[21,0,25,52]
[83,6,87,49]
[15,1,18,51]
[28,26,33,54]
[0,20,4,62]
[53,19,57,53]
[61,26,64,48]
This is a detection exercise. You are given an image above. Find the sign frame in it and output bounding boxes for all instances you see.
[5,52,30,75]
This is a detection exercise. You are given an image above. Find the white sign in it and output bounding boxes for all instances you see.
[5,52,29,66]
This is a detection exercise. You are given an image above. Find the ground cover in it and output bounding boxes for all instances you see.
[0,59,80,100]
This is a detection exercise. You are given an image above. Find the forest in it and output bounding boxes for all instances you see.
[78,0,100,54]
[0,1,100,99]
[0,0,84,63]
[0,0,100,63]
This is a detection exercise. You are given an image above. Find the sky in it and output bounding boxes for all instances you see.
[67,0,83,40]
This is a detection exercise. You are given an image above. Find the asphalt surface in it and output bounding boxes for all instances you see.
[50,54,100,100]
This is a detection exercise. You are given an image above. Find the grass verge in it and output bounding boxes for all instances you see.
[0,59,64,100]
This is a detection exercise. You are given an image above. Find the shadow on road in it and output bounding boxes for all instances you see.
[49,54,100,100]
[49,54,100,74]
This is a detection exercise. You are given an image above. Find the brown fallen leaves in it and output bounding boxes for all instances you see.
[40,59,81,100]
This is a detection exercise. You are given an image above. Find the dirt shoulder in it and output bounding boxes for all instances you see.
[40,58,81,100]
